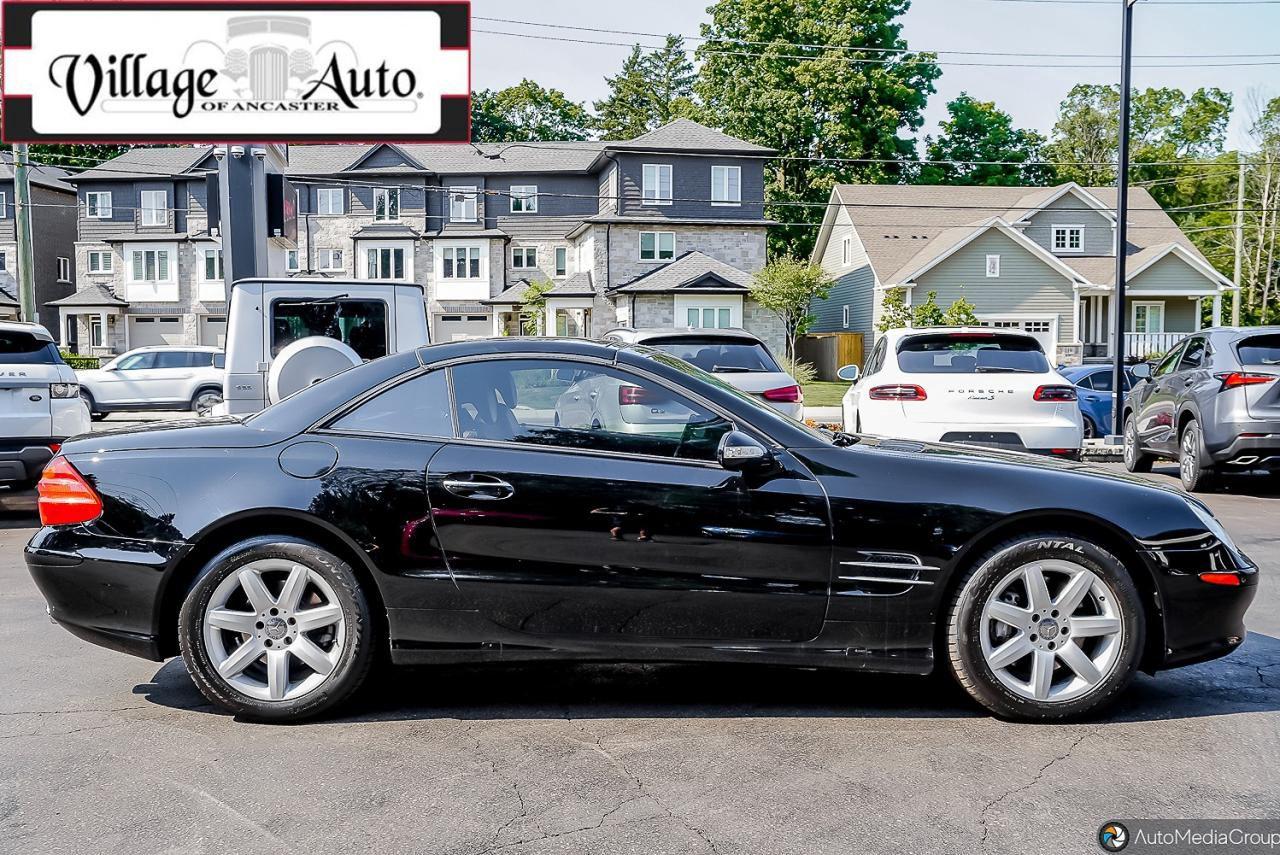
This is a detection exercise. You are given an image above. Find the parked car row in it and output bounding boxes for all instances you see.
[78,346,226,419]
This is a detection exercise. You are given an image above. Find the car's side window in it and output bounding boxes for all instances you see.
[153,351,189,369]
[116,353,155,371]
[865,339,886,376]
[1153,343,1186,378]
[1178,337,1207,371]
[1076,373,1098,391]
[329,371,452,438]
[448,358,732,462]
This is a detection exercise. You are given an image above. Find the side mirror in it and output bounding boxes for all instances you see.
[836,364,860,382]
[1130,362,1152,380]
[717,430,772,471]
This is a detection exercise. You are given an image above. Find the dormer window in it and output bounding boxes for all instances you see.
[1052,225,1084,254]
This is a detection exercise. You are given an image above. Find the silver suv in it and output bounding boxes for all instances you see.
[1124,327,1280,491]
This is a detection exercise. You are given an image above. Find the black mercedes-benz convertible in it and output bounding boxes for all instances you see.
[26,339,1257,722]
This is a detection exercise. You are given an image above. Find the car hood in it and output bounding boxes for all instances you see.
[61,416,292,453]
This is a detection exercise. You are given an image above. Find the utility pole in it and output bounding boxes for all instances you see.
[1232,158,1246,327]
[1110,0,1138,438]
[11,144,38,324]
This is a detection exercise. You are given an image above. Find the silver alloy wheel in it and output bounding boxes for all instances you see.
[1123,417,1137,467]
[1181,426,1198,484]
[979,559,1124,703]
[1082,418,1096,440]
[194,390,223,416]
[202,559,346,702]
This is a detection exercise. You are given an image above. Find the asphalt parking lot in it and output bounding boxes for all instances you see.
[1,460,1277,855]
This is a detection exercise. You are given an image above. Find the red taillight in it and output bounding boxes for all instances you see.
[1033,385,1078,402]
[1199,572,1242,587]
[761,384,803,403]
[36,458,103,527]
[1217,372,1276,390]
[48,443,61,455]
[869,384,927,401]
[618,385,650,405]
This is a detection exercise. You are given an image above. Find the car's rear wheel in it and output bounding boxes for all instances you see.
[178,537,375,721]
[191,387,222,416]
[1081,416,1097,440]
[946,534,1144,721]
[1179,420,1216,493]
[1123,413,1153,473]
[79,390,107,422]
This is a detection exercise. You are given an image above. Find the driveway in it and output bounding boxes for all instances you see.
[0,463,1276,854]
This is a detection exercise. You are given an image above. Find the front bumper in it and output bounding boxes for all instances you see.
[0,439,58,488]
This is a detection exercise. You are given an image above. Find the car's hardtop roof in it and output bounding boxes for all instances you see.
[886,326,1038,343]
[0,321,54,341]
[230,277,425,292]
[415,336,624,367]
[604,327,763,343]
[119,345,222,353]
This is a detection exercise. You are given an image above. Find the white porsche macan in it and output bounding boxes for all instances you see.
[841,327,1084,458]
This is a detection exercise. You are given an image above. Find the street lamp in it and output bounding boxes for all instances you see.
[1110,0,1140,438]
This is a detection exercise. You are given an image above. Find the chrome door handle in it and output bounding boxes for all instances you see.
[442,475,514,500]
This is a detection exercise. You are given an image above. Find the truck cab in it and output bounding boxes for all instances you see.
[220,279,430,416]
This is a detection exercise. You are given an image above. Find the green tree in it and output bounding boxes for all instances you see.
[749,257,833,359]
[941,295,980,326]
[696,0,940,258]
[876,287,912,332]
[28,144,132,170]
[471,80,594,143]
[911,290,944,327]
[519,280,554,335]
[918,94,1050,186]
[596,36,698,140]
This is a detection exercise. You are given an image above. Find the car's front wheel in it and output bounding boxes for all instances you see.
[1123,413,1153,473]
[178,537,375,721]
[191,387,223,416]
[946,534,1144,721]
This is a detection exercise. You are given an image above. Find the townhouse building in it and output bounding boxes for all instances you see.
[0,152,78,327]
[57,120,785,356]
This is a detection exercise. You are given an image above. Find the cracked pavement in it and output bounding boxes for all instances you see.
[1,462,1278,854]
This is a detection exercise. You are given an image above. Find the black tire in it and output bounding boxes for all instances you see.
[178,536,376,722]
[945,533,1145,721]
[1123,413,1153,473]
[1081,416,1097,441]
[1178,420,1216,493]
[190,386,223,415]
[80,390,108,422]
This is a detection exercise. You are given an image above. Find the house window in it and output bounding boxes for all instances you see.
[685,307,733,329]
[87,251,113,273]
[57,257,71,281]
[441,245,482,279]
[374,188,400,222]
[986,254,1000,277]
[711,165,741,205]
[510,185,538,213]
[555,247,568,277]
[130,249,170,282]
[89,316,105,348]
[0,192,6,218]
[642,164,673,206]
[202,249,224,281]
[449,186,477,222]
[842,305,850,329]
[318,248,344,271]
[1133,302,1165,334]
[316,188,344,215]
[286,250,300,272]
[639,231,675,261]
[842,237,851,266]
[366,247,406,280]
[140,190,167,226]
[0,251,8,271]
[1052,225,1084,253]
[86,191,113,219]
[512,247,538,269]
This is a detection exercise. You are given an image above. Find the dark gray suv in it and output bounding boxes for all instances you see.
[1124,327,1280,491]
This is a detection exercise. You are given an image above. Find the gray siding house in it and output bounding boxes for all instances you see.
[0,153,78,328]
[809,183,1235,364]
[58,120,783,355]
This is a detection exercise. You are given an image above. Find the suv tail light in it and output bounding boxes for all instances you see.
[1216,372,1276,390]
[618,385,650,405]
[1033,385,1078,402]
[36,458,103,527]
[869,384,927,401]
[761,384,802,403]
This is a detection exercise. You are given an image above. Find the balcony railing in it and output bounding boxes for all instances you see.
[1124,332,1187,360]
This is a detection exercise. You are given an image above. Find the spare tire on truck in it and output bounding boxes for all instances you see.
[267,337,362,404]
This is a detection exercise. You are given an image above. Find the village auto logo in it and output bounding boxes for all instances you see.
[0,1,472,143]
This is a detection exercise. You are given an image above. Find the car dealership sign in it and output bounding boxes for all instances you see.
[0,0,471,142]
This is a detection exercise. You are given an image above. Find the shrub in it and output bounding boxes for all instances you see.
[60,352,100,370]
[780,356,817,386]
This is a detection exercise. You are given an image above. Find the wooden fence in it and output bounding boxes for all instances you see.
[797,333,865,381]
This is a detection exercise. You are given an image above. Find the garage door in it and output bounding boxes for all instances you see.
[199,315,227,348]
[129,316,185,347]
[435,314,490,342]
[979,318,1057,362]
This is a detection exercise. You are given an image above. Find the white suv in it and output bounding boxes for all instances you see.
[0,321,91,490]
[77,346,225,419]
[842,327,1084,458]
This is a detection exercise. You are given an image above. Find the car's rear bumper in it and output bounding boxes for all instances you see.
[1209,428,1280,468]
[25,529,185,661]
[0,438,58,488]
[869,422,1083,455]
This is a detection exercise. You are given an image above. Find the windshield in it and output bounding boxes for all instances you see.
[1237,334,1280,366]
[0,330,62,365]
[897,333,1050,374]
[271,298,388,361]
[644,338,782,373]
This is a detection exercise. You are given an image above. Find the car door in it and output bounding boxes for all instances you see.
[1172,336,1212,420]
[426,356,833,643]
[149,350,200,403]
[1135,340,1188,453]
[95,351,157,404]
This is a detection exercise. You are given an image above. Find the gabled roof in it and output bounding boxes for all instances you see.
[350,224,420,240]
[611,251,754,294]
[607,119,775,155]
[0,285,19,307]
[48,284,127,307]
[1003,182,1114,224]
[345,143,426,172]
[1126,242,1235,289]
[0,152,76,192]
[67,147,214,181]
[483,279,535,305]
[890,218,1088,285]
[546,272,596,297]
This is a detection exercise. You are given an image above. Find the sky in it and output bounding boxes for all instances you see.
[470,0,1280,152]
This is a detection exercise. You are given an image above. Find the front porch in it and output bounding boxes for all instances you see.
[1078,291,1219,361]
[47,285,129,356]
